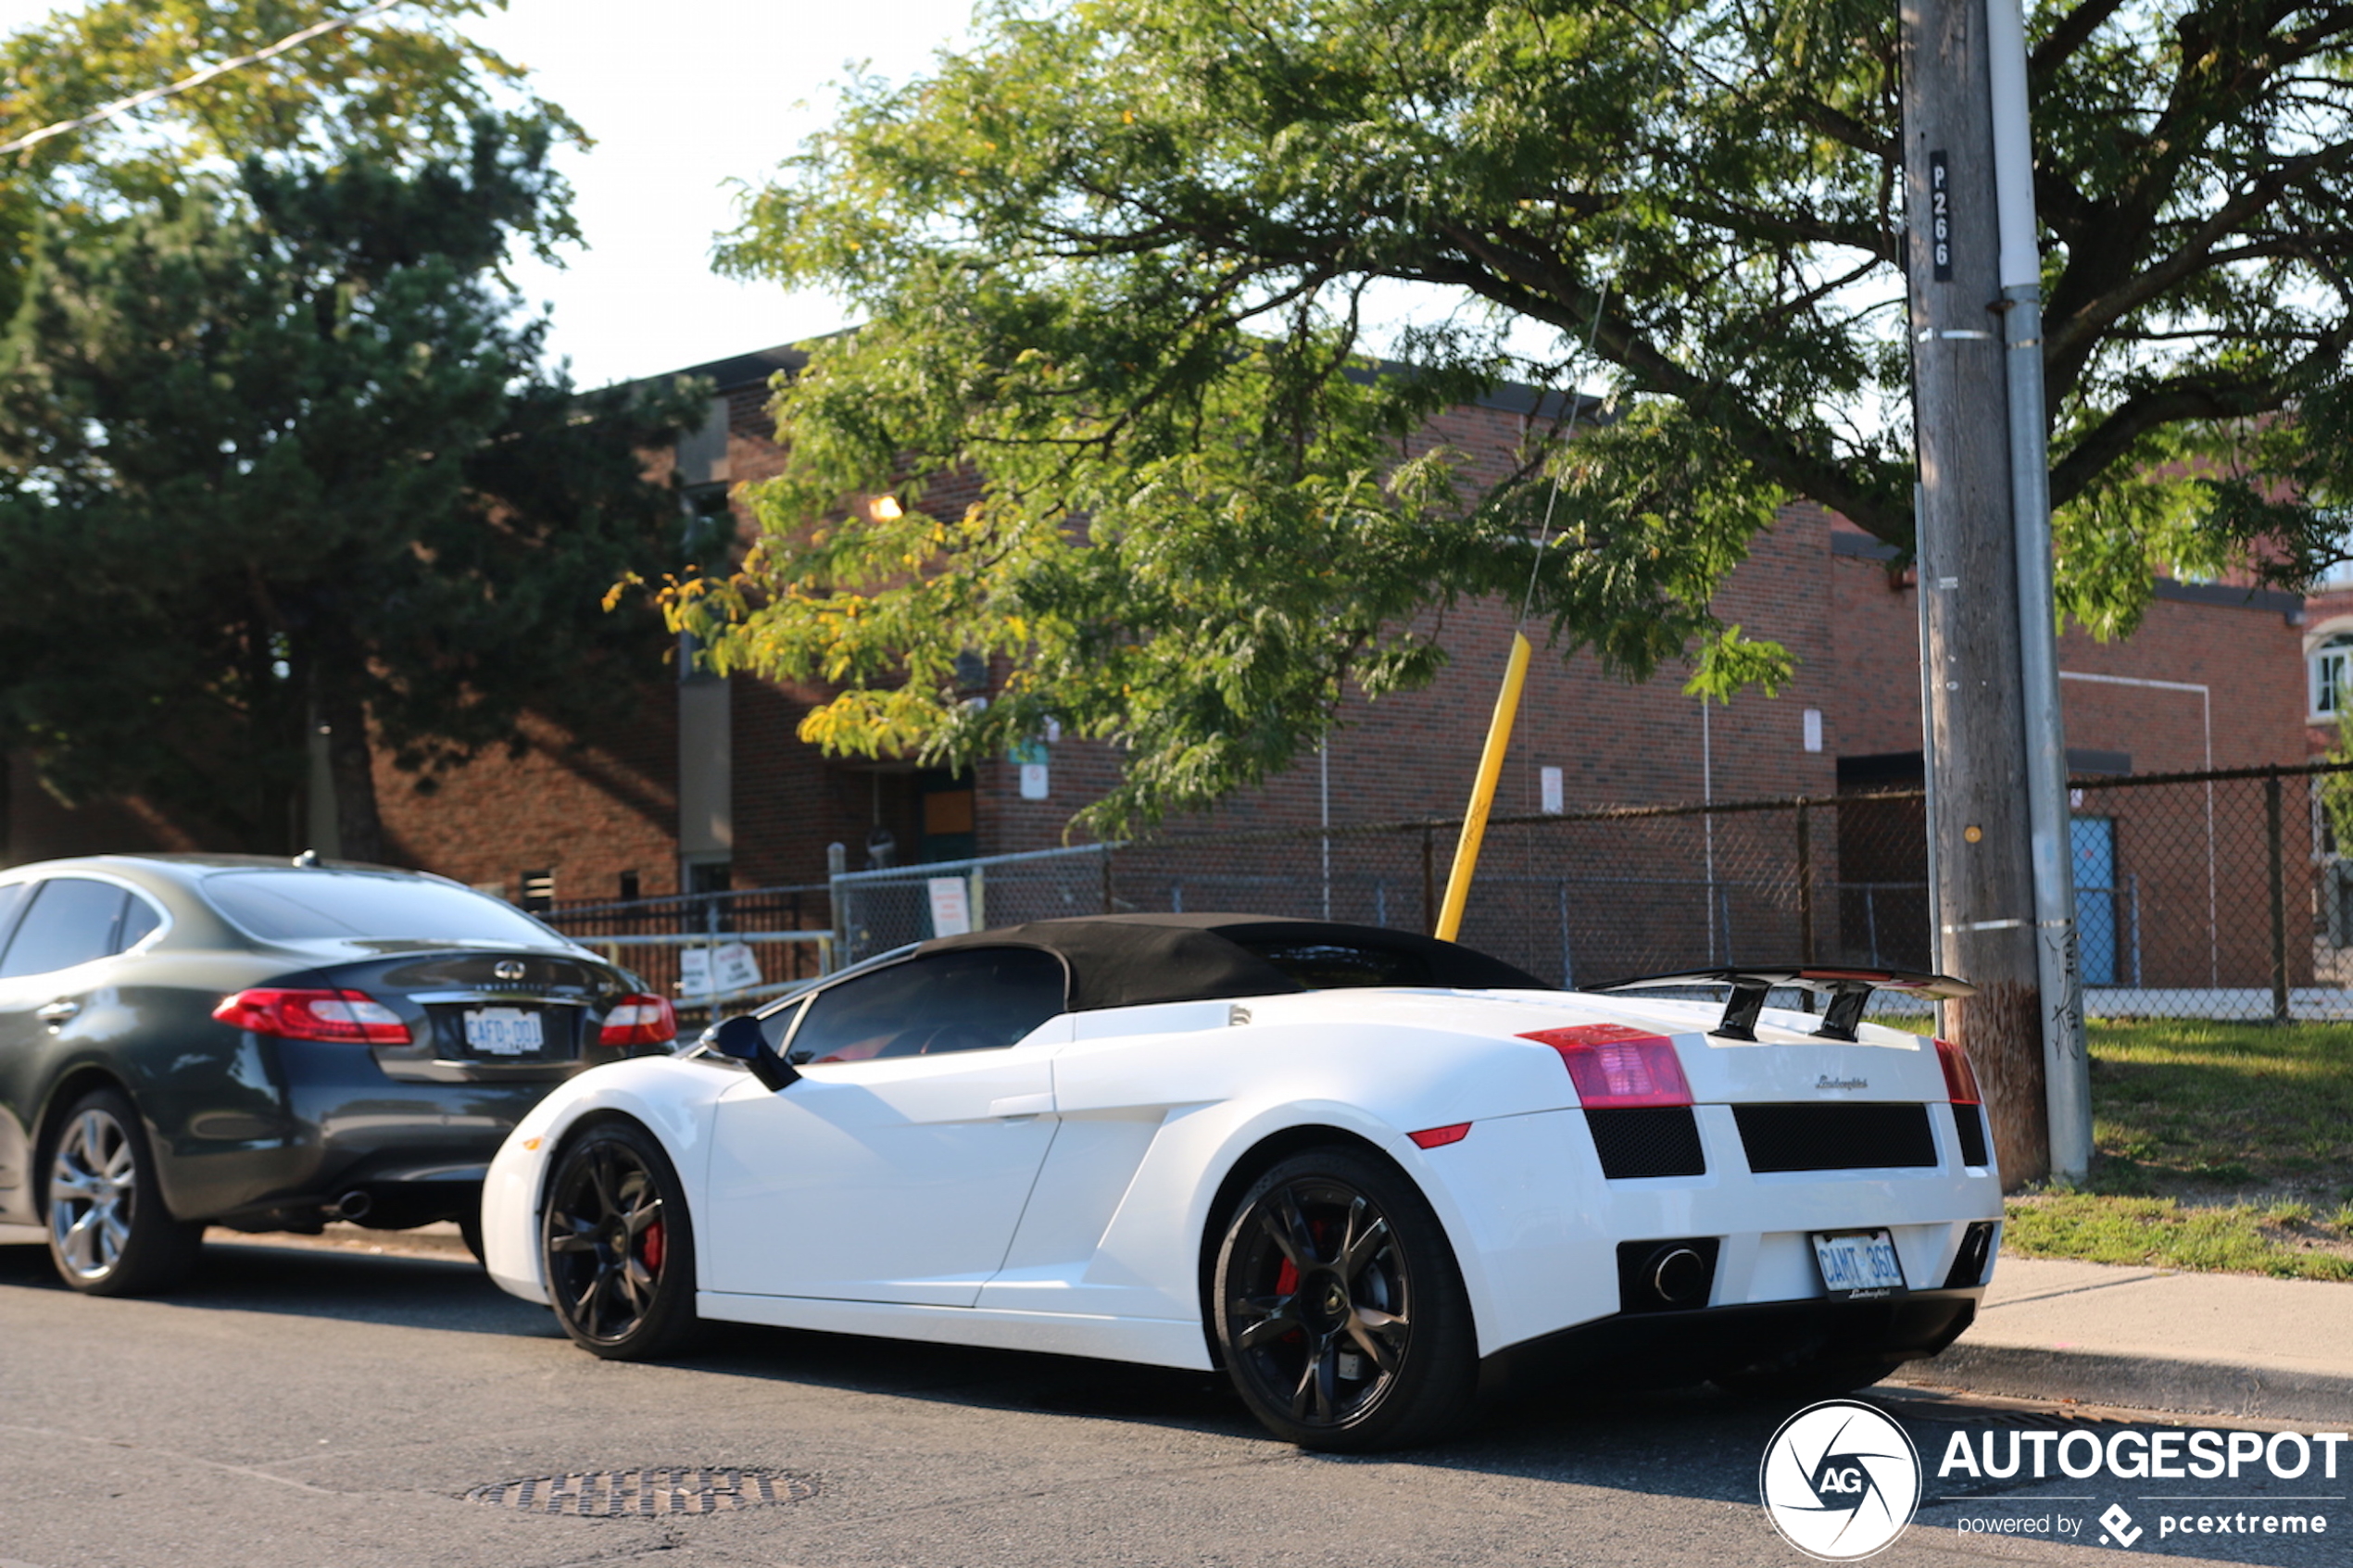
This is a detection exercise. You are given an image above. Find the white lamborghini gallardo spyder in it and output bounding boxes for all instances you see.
[481,913,2001,1449]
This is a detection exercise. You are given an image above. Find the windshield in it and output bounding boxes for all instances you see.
[202,871,568,946]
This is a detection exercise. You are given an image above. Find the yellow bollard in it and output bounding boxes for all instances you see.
[1435,631,1531,943]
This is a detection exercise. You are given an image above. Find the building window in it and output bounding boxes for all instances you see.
[617,870,641,903]
[520,870,555,912]
[2311,633,2353,721]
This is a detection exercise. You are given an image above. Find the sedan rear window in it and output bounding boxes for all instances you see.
[0,878,131,977]
[202,872,563,945]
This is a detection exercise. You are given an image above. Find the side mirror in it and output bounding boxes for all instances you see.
[706,1013,798,1091]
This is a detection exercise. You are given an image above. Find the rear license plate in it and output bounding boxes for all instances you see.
[1811,1229,1906,1299]
[462,1007,546,1057]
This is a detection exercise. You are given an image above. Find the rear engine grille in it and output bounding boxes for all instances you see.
[1586,1108,1706,1179]
[1955,1102,1991,1168]
[1733,1103,1937,1173]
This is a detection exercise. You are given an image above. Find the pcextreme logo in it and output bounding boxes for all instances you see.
[1758,1400,1924,1561]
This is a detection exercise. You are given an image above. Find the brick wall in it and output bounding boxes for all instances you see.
[1831,522,2306,772]
[374,702,682,903]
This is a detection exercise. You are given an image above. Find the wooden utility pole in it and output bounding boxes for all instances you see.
[1903,0,2050,1185]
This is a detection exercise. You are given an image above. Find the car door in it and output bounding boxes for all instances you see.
[700,946,1069,1307]
[0,877,159,1220]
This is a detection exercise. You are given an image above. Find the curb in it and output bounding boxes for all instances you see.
[1894,1342,2353,1426]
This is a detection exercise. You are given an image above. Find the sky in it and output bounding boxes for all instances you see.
[2,0,983,390]
[461,0,979,389]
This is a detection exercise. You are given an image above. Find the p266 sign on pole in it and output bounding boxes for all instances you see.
[1930,152,1954,280]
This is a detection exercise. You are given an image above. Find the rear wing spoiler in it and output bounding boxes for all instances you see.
[1586,966,1977,1043]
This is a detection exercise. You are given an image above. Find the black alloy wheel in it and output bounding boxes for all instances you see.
[44,1087,204,1297]
[1213,1147,1478,1450]
[543,1122,699,1359]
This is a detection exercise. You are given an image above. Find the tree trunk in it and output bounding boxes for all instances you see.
[1903,0,2049,1186]
[321,687,386,866]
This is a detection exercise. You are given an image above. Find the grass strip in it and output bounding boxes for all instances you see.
[1998,1019,2353,1280]
[2004,1193,2353,1281]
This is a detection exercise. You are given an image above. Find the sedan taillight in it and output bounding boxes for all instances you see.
[600,993,677,1048]
[213,988,412,1045]
[1520,1023,1693,1108]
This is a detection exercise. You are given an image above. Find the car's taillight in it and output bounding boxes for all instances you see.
[212,988,411,1045]
[1521,1023,1692,1107]
[1935,1036,1982,1105]
[600,993,677,1047]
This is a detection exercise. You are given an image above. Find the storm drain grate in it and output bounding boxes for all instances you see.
[467,1467,818,1517]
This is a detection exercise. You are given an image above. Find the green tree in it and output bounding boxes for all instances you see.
[0,0,575,326]
[692,0,2353,834]
[0,122,700,858]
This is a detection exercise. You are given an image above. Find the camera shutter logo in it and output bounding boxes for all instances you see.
[1758,1399,1923,1560]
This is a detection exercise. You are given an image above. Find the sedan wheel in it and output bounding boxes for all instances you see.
[1213,1148,1478,1450]
[543,1122,698,1359]
[46,1089,203,1296]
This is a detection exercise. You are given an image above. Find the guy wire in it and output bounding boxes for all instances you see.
[1516,268,1617,630]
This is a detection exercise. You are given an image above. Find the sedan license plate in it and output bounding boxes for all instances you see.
[462,1007,546,1057]
[1811,1229,1906,1299]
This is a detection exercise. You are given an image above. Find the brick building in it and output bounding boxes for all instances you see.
[1,340,2313,930]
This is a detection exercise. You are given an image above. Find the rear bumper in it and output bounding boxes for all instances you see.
[150,1037,573,1226]
[1401,1105,2004,1359]
[1481,1286,1982,1390]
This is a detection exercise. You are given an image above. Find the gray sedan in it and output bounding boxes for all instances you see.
[0,854,673,1295]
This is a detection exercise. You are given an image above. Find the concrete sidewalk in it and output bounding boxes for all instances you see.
[1894,1254,2353,1423]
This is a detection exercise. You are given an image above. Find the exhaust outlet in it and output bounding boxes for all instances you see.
[1615,1236,1722,1313]
[332,1189,372,1222]
[1650,1247,1708,1305]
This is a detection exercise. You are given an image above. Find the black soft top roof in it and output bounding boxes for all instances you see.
[918,912,1547,1012]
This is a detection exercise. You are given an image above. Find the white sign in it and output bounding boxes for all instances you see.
[1019,762,1051,800]
[679,941,762,999]
[927,876,973,936]
[1540,766,1564,815]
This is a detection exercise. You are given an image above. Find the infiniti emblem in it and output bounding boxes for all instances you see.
[494,960,527,983]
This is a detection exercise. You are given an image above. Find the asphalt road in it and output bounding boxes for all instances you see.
[0,1234,2343,1568]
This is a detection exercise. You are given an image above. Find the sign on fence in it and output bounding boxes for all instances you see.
[927,876,973,936]
[680,941,762,1000]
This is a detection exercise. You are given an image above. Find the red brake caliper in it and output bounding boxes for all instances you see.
[640,1219,665,1273]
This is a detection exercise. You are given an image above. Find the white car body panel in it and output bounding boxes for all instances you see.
[701,1037,1062,1306]
[484,961,2000,1371]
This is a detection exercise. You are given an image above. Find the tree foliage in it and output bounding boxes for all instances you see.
[0,0,574,325]
[0,123,699,855]
[696,0,2353,833]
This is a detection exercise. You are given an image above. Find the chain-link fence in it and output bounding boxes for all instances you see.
[542,884,833,1021]
[831,761,2353,1022]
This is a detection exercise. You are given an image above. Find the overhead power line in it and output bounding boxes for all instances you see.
[0,0,406,159]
